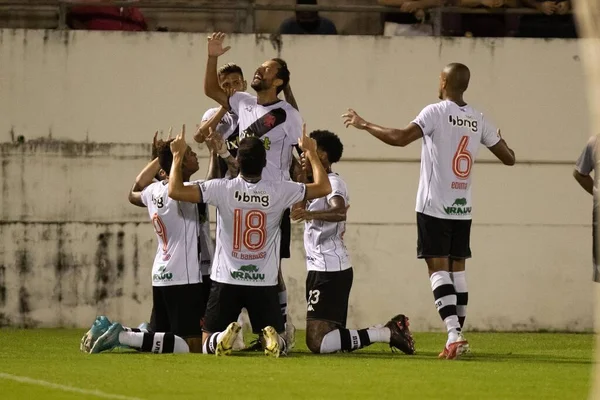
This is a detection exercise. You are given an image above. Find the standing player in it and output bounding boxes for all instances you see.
[291,130,415,355]
[203,32,303,344]
[167,125,331,357]
[573,136,600,282]
[342,63,516,359]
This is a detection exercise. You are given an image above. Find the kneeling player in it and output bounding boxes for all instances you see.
[168,125,331,357]
[291,130,415,355]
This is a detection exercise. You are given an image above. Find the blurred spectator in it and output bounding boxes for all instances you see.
[67,4,147,31]
[518,0,576,38]
[278,0,338,35]
[458,0,520,37]
[378,0,444,36]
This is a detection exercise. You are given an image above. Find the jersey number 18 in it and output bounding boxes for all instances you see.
[233,209,267,252]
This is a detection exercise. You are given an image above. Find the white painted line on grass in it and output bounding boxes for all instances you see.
[0,372,145,400]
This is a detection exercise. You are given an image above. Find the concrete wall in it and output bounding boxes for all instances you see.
[0,29,595,332]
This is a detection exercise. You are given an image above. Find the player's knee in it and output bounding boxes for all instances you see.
[305,328,325,354]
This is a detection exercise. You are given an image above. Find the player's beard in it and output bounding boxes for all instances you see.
[251,78,269,92]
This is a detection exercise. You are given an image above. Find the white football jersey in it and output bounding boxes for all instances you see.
[141,180,212,286]
[201,107,240,154]
[304,174,351,272]
[229,92,302,182]
[200,177,306,286]
[412,100,501,220]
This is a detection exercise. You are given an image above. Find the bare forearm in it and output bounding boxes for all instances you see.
[305,209,346,222]
[283,85,299,111]
[168,155,185,198]
[306,151,330,194]
[206,151,220,180]
[135,158,161,189]
[197,107,228,142]
[576,174,594,195]
[363,122,405,146]
[222,154,239,177]
[205,56,226,106]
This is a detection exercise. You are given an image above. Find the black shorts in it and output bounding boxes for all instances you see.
[280,208,291,259]
[417,212,472,259]
[203,282,284,334]
[149,283,206,338]
[201,275,212,313]
[305,268,353,327]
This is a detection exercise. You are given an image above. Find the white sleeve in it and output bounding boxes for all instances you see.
[201,108,218,123]
[480,115,501,148]
[199,179,228,206]
[228,92,254,116]
[327,177,347,203]
[411,104,439,137]
[286,108,303,146]
[281,182,307,208]
[575,137,596,176]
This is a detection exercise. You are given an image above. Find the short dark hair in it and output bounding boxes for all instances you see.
[156,139,174,174]
[237,137,266,176]
[310,130,343,164]
[218,63,244,79]
[271,58,290,94]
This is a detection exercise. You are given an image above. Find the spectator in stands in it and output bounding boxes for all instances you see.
[458,0,519,37]
[278,0,338,35]
[518,0,577,38]
[67,4,147,31]
[378,0,444,36]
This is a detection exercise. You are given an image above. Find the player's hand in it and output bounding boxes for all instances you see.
[170,124,188,156]
[207,32,231,57]
[298,123,317,154]
[342,109,368,130]
[207,127,228,156]
[224,87,237,98]
[194,124,207,144]
[538,1,556,14]
[556,1,569,14]
[291,208,310,222]
[400,1,423,12]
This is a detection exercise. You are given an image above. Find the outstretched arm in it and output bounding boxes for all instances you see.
[168,125,203,203]
[342,109,422,147]
[204,32,231,109]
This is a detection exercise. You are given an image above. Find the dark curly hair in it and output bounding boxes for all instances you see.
[310,130,343,164]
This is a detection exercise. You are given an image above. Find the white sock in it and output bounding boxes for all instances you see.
[119,331,144,348]
[430,271,461,345]
[367,327,391,343]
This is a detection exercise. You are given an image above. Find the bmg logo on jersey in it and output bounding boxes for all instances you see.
[234,190,270,207]
[448,115,478,132]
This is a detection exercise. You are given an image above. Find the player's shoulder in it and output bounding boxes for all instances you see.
[281,101,301,118]
[329,173,347,187]
[233,91,256,104]
[186,179,205,187]
[145,180,167,193]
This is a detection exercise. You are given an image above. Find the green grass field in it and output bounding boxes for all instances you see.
[0,329,595,399]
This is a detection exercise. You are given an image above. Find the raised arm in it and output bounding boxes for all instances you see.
[206,127,239,178]
[204,32,231,109]
[298,125,332,200]
[196,107,228,143]
[168,125,203,203]
[129,158,161,207]
[342,109,422,147]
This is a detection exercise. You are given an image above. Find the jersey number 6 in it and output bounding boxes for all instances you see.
[452,135,473,180]
[233,209,267,251]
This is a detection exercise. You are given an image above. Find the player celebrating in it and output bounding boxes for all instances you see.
[167,124,331,357]
[82,129,222,354]
[291,130,415,355]
[573,136,600,282]
[342,63,516,360]
[203,32,303,344]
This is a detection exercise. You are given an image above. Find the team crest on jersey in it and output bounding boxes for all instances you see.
[234,190,270,207]
[444,198,472,216]
[230,264,265,282]
[448,115,478,133]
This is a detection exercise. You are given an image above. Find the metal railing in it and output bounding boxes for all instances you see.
[0,0,570,34]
